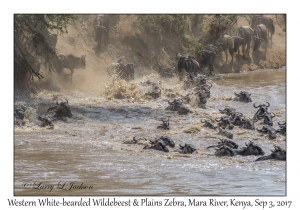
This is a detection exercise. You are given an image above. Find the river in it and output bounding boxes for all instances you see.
[14,68,286,196]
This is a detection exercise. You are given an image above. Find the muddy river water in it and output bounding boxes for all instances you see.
[14,68,286,196]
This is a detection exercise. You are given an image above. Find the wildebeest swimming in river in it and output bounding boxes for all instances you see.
[143,138,169,152]
[46,99,73,119]
[107,56,135,81]
[179,144,197,154]
[54,54,86,84]
[255,145,286,161]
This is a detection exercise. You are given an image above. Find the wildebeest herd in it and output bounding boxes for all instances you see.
[15,14,285,163]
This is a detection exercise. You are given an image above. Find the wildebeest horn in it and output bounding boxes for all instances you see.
[278,121,286,125]
[215,117,222,122]
[253,103,260,108]
[208,82,213,88]
[56,100,59,105]
[258,112,265,117]
[200,119,206,123]
[266,102,270,107]
[234,92,240,96]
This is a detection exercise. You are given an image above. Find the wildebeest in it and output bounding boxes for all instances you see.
[253,24,268,55]
[14,105,26,126]
[258,112,276,126]
[145,81,161,99]
[207,138,238,149]
[257,125,277,139]
[215,116,234,130]
[195,89,207,108]
[217,35,234,64]
[238,118,256,130]
[184,73,207,89]
[200,44,218,75]
[46,99,73,119]
[166,99,191,115]
[276,122,286,136]
[218,127,233,139]
[255,145,286,161]
[234,141,265,156]
[107,56,135,81]
[143,138,169,152]
[219,107,236,115]
[157,119,170,130]
[234,91,252,102]
[38,115,54,127]
[198,83,213,98]
[93,14,109,51]
[200,119,217,130]
[233,26,254,59]
[176,53,201,80]
[179,144,197,154]
[253,102,270,122]
[251,15,275,43]
[160,136,175,148]
[55,54,86,84]
[242,119,256,130]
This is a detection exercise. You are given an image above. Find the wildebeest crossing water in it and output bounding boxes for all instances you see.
[14,68,286,196]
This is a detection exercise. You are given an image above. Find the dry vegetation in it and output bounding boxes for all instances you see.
[35,14,286,91]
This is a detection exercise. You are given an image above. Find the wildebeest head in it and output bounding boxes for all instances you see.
[253,102,270,121]
[219,138,238,149]
[276,121,286,135]
[215,116,234,130]
[199,83,213,98]
[219,107,236,115]
[144,139,169,152]
[242,119,256,130]
[56,99,73,118]
[160,136,175,148]
[234,91,252,102]
[157,118,170,130]
[255,145,286,161]
[257,125,276,139]
[239,141,265,156]
[218,127,233,139]
[38,115,54,127]
[259,112,275,126]
[14,106,25,120]
[200,119,217,130]
[196,90,207,105]
[179,144,197,154]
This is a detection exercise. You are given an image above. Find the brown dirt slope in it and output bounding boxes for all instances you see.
[39,14,286,90]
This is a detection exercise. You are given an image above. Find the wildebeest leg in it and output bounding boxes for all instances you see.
[225,50,228,64]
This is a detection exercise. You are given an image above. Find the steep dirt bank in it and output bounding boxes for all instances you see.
[36,14,286,91]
